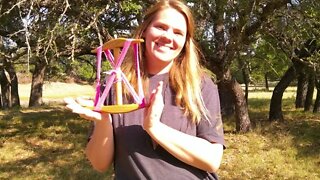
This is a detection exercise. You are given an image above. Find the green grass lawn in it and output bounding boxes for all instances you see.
[18,82,95,103]
[0,106,113,179]
[1,83,319,179]
[220,97,320,180]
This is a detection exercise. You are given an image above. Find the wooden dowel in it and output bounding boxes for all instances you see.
[114,48,123,105]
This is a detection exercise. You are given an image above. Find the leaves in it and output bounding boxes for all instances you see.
[0,0,319,82]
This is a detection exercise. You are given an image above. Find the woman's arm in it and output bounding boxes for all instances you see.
[65,98,114,172]
[147,123,223,172]
[143,82,223,173]
[85,115,114,172]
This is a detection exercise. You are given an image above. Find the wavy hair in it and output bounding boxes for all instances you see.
[122,0,210,123]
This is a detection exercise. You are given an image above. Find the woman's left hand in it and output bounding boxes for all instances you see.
[64,97,109,122]
[143,81,164,131]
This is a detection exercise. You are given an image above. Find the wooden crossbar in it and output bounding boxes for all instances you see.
[91,38,144,53]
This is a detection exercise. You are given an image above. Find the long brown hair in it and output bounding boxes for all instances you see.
[123,0,210,123]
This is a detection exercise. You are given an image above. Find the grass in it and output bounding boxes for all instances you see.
[221,110,320,179]
[0,106,113,179]
[1,83,320,179]
[18,82,95,104]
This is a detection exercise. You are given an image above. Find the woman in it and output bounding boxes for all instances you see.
[66,0,225,179]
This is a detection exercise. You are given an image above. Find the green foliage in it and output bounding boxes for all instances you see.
[73,60,95,81]
[74,55,112,82]
[121,1,143,14]
[251,38,290,81]
[2,0,318,83]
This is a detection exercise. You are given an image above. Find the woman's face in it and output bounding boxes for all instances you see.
[144,8,187,74]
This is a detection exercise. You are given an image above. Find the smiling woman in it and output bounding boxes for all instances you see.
[143,8,187,74]
[65,0,225,179]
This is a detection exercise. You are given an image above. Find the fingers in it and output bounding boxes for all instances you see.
[149,81,164,105]
[64,97,76,105]
[143,81,164,130]
[64,97,81,111]
[76,97,94,107]
[64,97,104,121]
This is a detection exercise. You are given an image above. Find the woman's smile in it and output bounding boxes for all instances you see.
[155,42,173,51]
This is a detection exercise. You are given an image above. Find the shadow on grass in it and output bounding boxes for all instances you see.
[256,111,320,160]
[224,98,320,160]
[1,106,89,137]
[288,118,320,158]
[0,106,112,179]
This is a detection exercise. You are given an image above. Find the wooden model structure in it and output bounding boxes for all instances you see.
[87,38,145,113]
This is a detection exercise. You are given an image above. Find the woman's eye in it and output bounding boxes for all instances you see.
[174,31,184,36]
[156,26,165,30]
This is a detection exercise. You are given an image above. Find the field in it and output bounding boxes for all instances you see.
[0,82,319,179]
[17,82,96,105]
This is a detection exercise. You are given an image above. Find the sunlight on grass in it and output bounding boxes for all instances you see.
[247,86,317,99]
[0,106,112,179]
[248,90,295,99]
[1,85,319,179]
[18,82,95,103]
[220,91,320,180]
[221,120,320,179]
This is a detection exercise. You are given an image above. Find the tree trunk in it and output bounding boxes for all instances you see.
[218,81,235,117]
[314,91,320,113]
[244,77,249,103]
[0,68,11,109]
[295,71,308,108]
[238,57,250,102]
[265,73,269,91]
[304,72,315,111]
[5,61,20,107]
[241,66,249,102]
[269,65,297,121]
[218,70,251,132]
[232,79,251,132]
[0,65,2,108]
[313,80,320,113]
[29,61,47,107]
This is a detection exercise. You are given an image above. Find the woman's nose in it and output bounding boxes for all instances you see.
[161,29,174,41]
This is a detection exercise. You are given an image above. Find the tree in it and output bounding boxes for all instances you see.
[0,1,25,108]
[269,39,319,120]
[314,76,320,113]
[1,0,147,107]
[296,71,308,108]
[190,0,290,132]
[269,61,300,120]
[1,0,319,128]
[255,0,320,120]
[0,65,10,109]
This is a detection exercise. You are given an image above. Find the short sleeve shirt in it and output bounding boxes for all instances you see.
[111,73,225,180]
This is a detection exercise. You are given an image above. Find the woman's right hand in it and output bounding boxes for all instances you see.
[64,97,110,121]
[65,97,114,172]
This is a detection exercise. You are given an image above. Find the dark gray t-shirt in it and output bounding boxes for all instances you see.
[109,73,225,180]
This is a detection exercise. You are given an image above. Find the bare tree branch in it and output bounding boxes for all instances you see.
[18,0,33,72]
[85,5,110,31]
[0,0,27,18]
[44,0,70,63]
